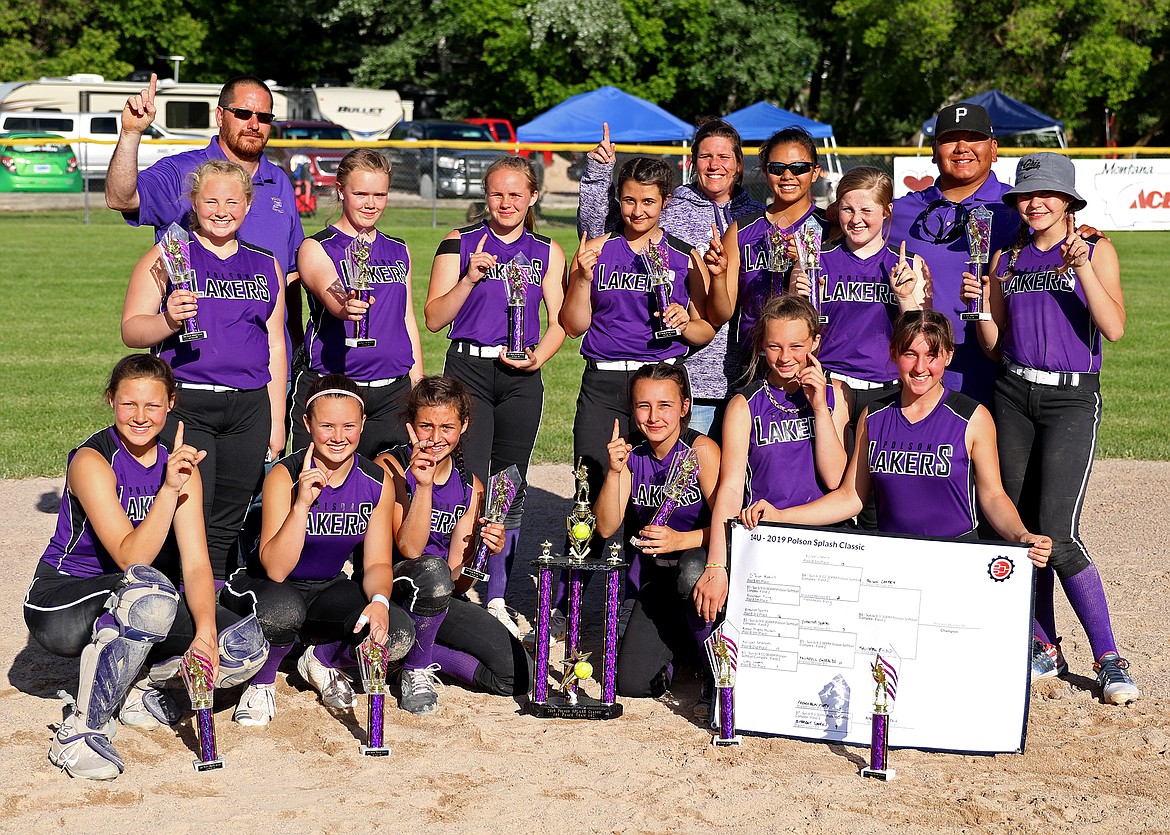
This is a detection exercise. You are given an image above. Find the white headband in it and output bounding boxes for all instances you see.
[305,389,365,411]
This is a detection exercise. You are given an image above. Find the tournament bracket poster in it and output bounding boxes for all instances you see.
[724,522,1033,754]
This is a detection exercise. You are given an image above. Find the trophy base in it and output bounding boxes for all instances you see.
[360,745,392,757]
[180,331,207,343]
[193,757,225,773]
[653,328,681,341]
[345,338,377,348]
[711,734,743,747]
[528,692,623,721]
[461,567,489,582]
[860,766,896,781]
[961,312,991,321]
[504,350,528,361]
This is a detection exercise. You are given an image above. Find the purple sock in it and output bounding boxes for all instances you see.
[1060,563,1118,660]
[1033,566,1057,644]
[314,641,355,669]
[403,611,447,670]
[486,528,521,602]
[431,644,481,687]
[251,642,294,685]
[685,609,715,653]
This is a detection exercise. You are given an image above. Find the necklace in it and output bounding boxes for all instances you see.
[763,381,805,415]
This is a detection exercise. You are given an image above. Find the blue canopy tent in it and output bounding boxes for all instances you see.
[517,85,693,143]
[920,90,1066,147]
[723,101,834,141]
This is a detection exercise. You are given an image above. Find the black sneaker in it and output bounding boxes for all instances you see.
[1094,653,1140,705]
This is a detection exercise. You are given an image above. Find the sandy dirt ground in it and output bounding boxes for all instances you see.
[2,459,1168,834]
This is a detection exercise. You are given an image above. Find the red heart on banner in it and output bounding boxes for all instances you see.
[904,174,935,190]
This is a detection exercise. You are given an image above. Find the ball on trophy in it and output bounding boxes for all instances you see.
[574,661,593,681]
[571,522,591,542]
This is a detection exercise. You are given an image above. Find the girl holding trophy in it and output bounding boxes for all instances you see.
[295,148,424,457]
[121,159,286,582]
[378,377,531,716]
[961,152,1138,704]
[424,156,567,637]
[594,363,721,702]
[25,355,267,780]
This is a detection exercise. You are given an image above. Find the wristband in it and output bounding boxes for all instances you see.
[371,594,390,610]
[704,563,727,570]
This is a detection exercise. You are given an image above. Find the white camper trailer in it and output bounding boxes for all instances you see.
[283,86,412,140]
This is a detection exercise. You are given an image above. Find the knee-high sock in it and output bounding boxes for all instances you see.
[1059,563,1118,660]
[403,611,447,670]
[251,642,294,685]
[1032,566,1057,645]
[685,609,715,662]
[431,644,480,687]
[313,641,355,669]
[486,528,521,602]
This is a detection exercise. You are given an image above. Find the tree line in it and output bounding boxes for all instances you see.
[3,0,1167,145]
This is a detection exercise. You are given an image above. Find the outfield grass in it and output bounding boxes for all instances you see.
[0,211,1165,477]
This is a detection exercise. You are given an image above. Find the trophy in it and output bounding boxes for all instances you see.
[705,622,743,746]
[962,205,993,321]
[344,232,376,348]
[528,466,625,720]
[160,223,206,342]
[180,649,223,772]
[356,636,391,757]
[795,219,827,324]
[629,447,700,554]
[503,253,533,361]
[860,653,899,781]
[642,241,678,341]
[765,223,793,299]
[462,464,520,582]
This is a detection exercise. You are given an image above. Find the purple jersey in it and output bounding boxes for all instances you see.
[391,446,473,559]
[889,174,1019,405]
[866,390,978,538]
[733,207,828,349]
[126,138,304,275]
[446,222,552,348]
[628,428,709,534]
[41,427,176,580]
[581,232,692,362]
[742,380,836,509]
[304,227,415,379]
[156,236,281,389]
[996,238,1102,373]
[816,243,906,383]
[273,449,386,581]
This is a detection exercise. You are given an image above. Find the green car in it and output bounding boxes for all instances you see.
[0,132,82,193]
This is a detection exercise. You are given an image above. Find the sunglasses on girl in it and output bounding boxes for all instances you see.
[222,106,276,124]
[765,161,816,176]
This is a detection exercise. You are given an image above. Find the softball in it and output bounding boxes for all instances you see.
[574,661,593,680]
[571,522,591,541]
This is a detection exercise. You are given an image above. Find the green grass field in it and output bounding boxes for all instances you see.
[0,209,1165,478]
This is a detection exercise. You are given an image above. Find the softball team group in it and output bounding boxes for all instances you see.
[24,103,1139,782]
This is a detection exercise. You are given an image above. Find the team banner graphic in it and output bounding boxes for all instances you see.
[724,522,1033,754]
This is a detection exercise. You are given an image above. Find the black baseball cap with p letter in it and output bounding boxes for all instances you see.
[933,103,995,140]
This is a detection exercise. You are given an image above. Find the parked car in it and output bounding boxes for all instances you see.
[264,120,355,193]
[465,117,551,175]
[386,120,507,199]
[0,132,82,192]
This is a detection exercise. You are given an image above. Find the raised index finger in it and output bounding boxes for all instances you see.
[406,423,419,447]
[611,419,620,442]
[303,442,315,471]
[174,420,185,450]
[148,73,157,101]
[1066,213,1076,238]
[602,122,610,144]
[898,239,907,264]
[476,234,488,253]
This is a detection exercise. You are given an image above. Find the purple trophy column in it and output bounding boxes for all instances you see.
[534,566,553,703]
[870,711,889,771]
[719,687,735,739]
[368,694,384,749]
[197,708,217,762]
[566,569,582,696]
[602,566,620,704]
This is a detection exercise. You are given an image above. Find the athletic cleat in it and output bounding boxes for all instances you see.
[1031,638,1068,680]
[297,646,357,709]
[694,673,714,725]
[50,706,124,781]
[233,682,277,727]
[1094,653,1140,705]
[399,664,442,715]
[486,598,522,640]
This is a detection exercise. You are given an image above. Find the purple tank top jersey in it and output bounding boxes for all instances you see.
[391,446,474,559]
[275,450,387,581]
[581,232,691,362]
[996,238,1102,373]
[816,243,906,383]
[41,427,174,579]
[733,207,827,349]
[157,237,280,389]
[447,222,551,348]
[743,380,836,509]
[865,390,978,538]
[304,227,415,380]
[628,428,709,533]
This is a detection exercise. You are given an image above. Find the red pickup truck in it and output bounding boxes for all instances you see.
[465,118,553,167]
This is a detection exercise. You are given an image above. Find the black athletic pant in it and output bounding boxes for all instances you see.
[438,597,531,696]
[290,368,412,459]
